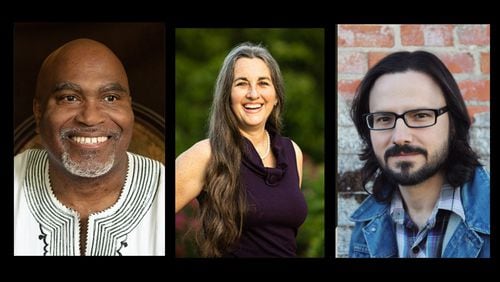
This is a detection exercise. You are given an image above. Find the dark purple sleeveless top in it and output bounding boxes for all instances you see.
[224,131,308,257]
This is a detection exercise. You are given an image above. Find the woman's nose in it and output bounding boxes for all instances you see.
[246,86,259,99]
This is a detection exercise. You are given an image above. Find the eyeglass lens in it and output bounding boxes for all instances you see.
[368,109,437,129]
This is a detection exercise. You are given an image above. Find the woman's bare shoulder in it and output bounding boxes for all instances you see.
[178,139,211,161]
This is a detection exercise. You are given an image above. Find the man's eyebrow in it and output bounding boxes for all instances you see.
[99,83,128,94]
[53,82,82,93]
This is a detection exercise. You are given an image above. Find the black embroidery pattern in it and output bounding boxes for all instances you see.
[116,236,129,256]
[38,224,48,256]
[23,150,161,255]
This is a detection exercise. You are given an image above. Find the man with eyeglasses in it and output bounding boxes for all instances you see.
[348,51,489,258]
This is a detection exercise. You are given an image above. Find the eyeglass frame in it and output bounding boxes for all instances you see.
[363,106,449,130]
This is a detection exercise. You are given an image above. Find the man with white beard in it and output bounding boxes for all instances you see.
[14,39,164,256]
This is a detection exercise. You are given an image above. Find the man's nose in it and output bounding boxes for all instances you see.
[391,118,413,145]
[75,101,106,126]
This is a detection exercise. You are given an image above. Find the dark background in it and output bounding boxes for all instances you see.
[13,22,165,130]
[5,19,497,272]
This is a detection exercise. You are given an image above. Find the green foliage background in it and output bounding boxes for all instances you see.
[175,28,324,257]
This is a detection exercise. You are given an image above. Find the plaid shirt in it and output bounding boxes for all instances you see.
[390,184,465,258]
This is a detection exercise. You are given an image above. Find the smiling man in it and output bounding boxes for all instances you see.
[348,51,489,258]
[14,39,165,256]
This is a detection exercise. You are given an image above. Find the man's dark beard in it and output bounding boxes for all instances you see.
[380,144,448,186]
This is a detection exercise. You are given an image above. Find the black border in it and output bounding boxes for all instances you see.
[3,14,497,273]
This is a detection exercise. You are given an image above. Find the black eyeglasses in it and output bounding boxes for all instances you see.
[364,106,448,130]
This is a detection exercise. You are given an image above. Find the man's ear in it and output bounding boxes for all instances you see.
[33,98,41,134]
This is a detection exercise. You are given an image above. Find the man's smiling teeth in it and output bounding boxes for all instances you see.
[71,136,109,144]
[244,104,262,109]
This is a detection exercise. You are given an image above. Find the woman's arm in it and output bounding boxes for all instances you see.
[175,139,211,213]
[291,140,303,189]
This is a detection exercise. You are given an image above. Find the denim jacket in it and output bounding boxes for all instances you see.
[349,166,490,258]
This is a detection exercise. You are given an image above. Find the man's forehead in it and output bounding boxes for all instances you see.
[41,56,129,94]
[368,71,445,111]
[36,39,130,102]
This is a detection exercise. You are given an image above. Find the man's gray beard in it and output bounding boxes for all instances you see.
[62,151,115,178]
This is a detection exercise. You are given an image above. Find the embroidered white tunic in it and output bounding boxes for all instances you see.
[14,149,165,256]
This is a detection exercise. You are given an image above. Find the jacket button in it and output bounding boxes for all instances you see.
[370,227,376,232]
[412,246,419,254]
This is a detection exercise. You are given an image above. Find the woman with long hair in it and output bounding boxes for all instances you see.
[176,42,307,257]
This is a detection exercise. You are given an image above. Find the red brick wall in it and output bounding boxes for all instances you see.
[337,24,490,120]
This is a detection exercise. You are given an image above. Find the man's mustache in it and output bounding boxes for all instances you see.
[384,144,427,163]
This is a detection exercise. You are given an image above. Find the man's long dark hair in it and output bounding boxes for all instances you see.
[350,51,481,202]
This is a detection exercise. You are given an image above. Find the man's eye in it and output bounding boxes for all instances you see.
[376,116,392,123]
[104,95,118,102]
[61,95,78,102]
[415,113,430,119]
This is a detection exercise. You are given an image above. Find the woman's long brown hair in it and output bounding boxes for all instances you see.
[196,42,285,257]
